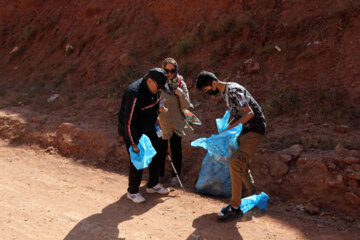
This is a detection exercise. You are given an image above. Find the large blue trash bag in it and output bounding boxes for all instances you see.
[194,152,232,197]
[191,111,242,196]
[129,134,157,170]
[191,124,242,159]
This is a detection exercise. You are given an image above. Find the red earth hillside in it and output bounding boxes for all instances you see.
[0,0,359,217]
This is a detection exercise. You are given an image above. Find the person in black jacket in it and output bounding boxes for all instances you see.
[118,68,170,203]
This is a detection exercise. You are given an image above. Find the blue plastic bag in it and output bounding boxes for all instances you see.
[219,192,269,214]
[240,192,269,213]
[191,111,242,196]
[195,153,232,197]
[191,124,242,159]
[216,110,230,133]
[129,134,157,170]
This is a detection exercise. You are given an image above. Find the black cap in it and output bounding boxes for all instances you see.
[146,68,169,91]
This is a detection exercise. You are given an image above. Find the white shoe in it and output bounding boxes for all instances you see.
[127,192,146,203]
[146,183,170,194]
[170,177,179,187]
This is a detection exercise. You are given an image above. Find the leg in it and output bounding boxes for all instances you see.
[229,150,249,208]
[238,132,264,195]
[146,130,164,188]
[160,139,168,178]
[169,132,182,177]
[123,137,143,194]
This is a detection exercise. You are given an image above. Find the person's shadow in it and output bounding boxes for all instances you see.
[64,193,165,240]
[186,208,266,240]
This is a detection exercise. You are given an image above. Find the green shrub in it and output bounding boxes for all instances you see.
[0,26,9,37]
[23,27,36,40]
[112,64,147,86]
[257,45,275,55]
[180,62,198,78]
[262,87,300,117]
[174,33,194,57]
[233,41,250,55]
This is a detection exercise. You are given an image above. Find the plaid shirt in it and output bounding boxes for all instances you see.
[221,82,266,135]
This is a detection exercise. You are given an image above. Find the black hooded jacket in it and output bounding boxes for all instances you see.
[118,77,161,145]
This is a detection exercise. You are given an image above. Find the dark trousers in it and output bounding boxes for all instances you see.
[161,132,182,178]
[123,130,164,194]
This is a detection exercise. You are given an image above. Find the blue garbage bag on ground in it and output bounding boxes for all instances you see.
[194,152,232,197]
[191,111,242,196]
[240,192,269,213]
[129,134,156,170]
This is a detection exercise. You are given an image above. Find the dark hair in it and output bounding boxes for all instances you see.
[196,71,219,90]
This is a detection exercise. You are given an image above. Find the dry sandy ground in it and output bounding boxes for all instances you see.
[0,139,358,240]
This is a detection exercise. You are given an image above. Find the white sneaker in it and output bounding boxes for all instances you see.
[146,183,170,194]
[170,177,179,187]
[127,192,146,203]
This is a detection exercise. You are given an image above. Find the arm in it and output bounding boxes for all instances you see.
[228,105,254,128]
[124,93,141,153]
[176,78,193,109]
[227,88,254,129]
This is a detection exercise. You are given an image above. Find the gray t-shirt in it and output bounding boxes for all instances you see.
[221,82,266,135]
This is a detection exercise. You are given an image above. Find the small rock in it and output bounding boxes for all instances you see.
[346,171,360,180]
[349,150,360,158]
[65,44,74,55]
[191,233,201,240]
[274,45,282,52]
[246,62,260,74]
[279,154,292,162]
[347,180,358,189]
[343,157,360,164]
[334,125,349,133]
[47,94,59,103]
[342,216,354,222]
[305,203,319,215]
[295,204,305,212]
[334,143,345,152]
[344,192,360,205]
[328,162,337,170]
[274,178,282,184]
[282,144,303,158]
[328,175,343,187]
[10,46,19,54]
[353,164,360,171]
[31,118,42,123]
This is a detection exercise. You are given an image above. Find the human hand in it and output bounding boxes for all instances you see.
[174,87,184,97]
[132,144,140,154]
[160,106,168,112]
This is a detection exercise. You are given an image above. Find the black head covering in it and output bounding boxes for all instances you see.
[145,68,169,90]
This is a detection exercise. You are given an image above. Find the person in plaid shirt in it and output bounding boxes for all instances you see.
[196,71,266,222]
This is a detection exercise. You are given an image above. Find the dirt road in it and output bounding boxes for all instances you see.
[0,139,358,240]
